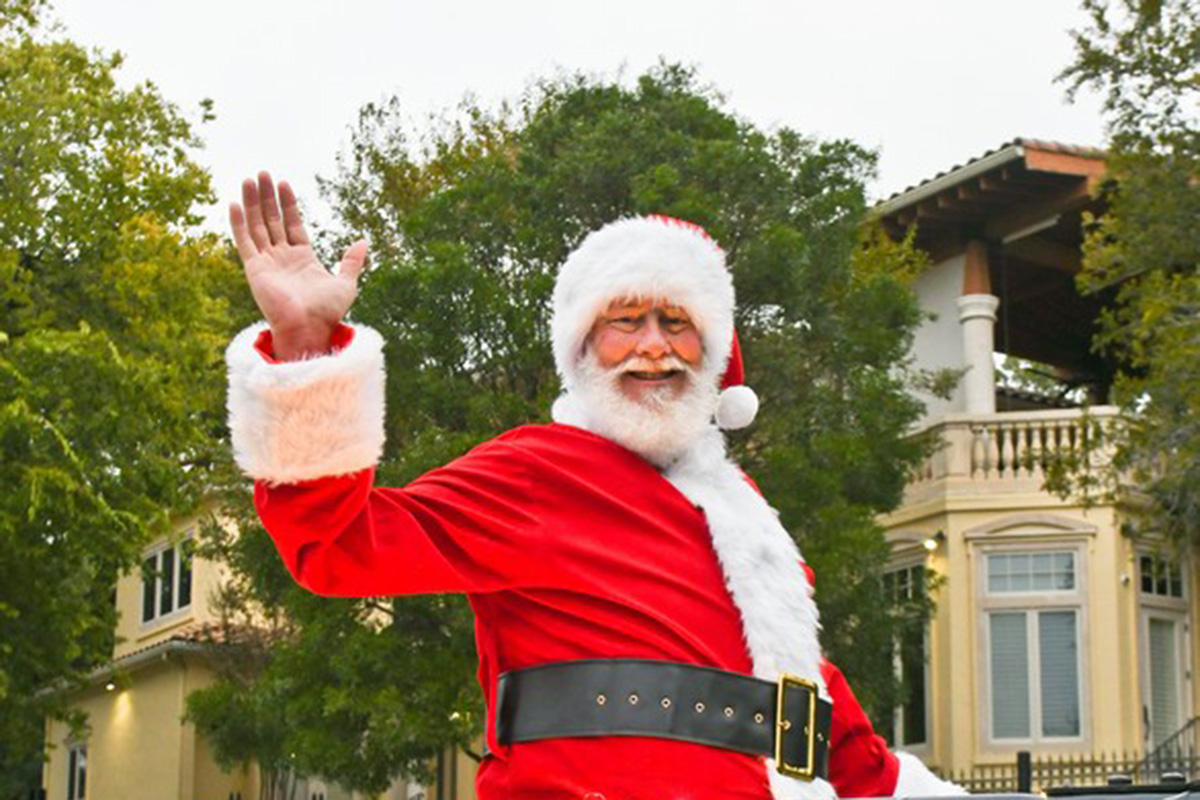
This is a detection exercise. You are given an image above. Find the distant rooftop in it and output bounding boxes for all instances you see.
[876,138,1107,224]
[873,137,1107,252]
[878,138,1107,213]
[873,137,1115,401]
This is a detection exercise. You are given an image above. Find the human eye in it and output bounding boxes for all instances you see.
[608,314,641,332]
[660,312,691,333]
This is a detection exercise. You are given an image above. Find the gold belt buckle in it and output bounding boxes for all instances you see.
[774,673,818,780]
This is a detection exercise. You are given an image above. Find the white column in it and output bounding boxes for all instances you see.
[956,293,1000,415]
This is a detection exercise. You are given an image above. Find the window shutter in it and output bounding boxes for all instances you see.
[1038,610,1080,737]
[1149,618,1181,746]
[990,612,1030,738]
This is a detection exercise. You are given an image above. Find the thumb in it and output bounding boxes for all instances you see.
[337,239,369,282]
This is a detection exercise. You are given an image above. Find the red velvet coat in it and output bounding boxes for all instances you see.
[255,422,899,800]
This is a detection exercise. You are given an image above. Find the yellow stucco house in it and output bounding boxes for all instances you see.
[873,139,1197,789]
[38,519,456,800]
[40,519,254,800]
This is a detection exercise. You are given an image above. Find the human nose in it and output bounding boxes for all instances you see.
[634,316,670,358]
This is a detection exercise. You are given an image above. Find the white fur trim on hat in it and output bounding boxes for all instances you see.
[551,217,735,390]
[893,752,967,797]
[225,322,386,485]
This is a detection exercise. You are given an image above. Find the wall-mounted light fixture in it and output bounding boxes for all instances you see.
[104,681,117,692]
[922,530,946,552]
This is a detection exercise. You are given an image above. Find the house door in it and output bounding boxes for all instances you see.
[1143,611,1188,747]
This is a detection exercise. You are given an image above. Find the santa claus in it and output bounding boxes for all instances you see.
[225,172,963,800]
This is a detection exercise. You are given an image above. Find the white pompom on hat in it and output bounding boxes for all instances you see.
[716,332,759,430]
[550,214,758,430]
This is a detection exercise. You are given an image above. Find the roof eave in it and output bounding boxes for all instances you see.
[36,639,213,700]
[873,142,1027,219]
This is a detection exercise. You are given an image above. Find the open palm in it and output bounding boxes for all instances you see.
[230,172,368,359]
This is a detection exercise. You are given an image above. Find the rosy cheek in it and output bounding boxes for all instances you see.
[674,336,703,366]
[592,330,633,368]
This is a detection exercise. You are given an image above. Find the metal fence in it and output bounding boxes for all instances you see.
[945,749,1199,793]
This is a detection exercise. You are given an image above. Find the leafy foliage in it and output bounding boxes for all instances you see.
[1058,0,1200,548]
[0,5,244,792]
[194,63,942,791]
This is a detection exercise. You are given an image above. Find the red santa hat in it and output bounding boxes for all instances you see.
[550,215,759,429]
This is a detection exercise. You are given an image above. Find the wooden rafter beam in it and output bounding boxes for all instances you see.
[984,179,1094,241]
[978,173,1044,199]
[916,200,965,221]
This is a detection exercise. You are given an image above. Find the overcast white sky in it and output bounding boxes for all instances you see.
[50,0,1108,235]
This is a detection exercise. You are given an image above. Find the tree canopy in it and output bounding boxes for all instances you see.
[193,63,942,793]
[0,1,246,790]
[1059,0,1200,549]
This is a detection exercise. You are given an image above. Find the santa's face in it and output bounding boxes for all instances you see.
[574,297,717,465]
[587,299,704,403]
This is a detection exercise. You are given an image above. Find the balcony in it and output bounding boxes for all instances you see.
[903,406,1121,507]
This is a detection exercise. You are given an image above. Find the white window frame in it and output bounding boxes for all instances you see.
[977,540,1090,752]
[1136,550,1192,748]
[1139,553,1187,603]
[140,533,194,627]
[884,559,932,752]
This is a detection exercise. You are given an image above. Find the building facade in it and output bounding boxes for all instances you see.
[39,519,453,800]
[41,519,260,800]
[875,139,1197,786]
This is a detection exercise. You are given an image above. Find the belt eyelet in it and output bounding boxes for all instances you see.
[661,697,672,709]
[595,694,607,706]
[628,693,639,705]
[694,702,706,713]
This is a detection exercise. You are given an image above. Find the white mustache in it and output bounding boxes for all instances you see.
[617,355,692,374]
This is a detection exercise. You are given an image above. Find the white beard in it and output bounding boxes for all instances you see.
[569,353,719,467]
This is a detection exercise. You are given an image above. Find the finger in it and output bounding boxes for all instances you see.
[241,178,271,251]
[228,202,259,264]
[278,181,311,246]
[337,240,369,283]
[257,171,287,246]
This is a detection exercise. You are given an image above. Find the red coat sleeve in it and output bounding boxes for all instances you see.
[253,436,555,597]
[822,658,900,797]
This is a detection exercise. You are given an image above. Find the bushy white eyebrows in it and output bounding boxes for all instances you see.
[604,299,692,318]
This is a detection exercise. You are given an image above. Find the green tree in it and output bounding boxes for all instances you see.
[193,64,941,792]
[0,2,246,791]
[1058,0,1200,548]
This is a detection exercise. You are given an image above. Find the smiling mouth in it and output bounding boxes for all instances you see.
[625,370,682,381]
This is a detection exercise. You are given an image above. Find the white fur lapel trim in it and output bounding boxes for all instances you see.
[662,429,834,800]
[225,322,386,485]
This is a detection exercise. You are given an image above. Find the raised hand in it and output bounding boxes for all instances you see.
[230,172,368,361]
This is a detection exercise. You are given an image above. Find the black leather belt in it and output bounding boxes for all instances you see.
[494,659,832,780]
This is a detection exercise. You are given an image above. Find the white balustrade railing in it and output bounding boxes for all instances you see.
[908,406,1121,487]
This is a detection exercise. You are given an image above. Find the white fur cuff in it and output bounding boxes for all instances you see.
[893,752,968,797]
[225,322,386,484]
